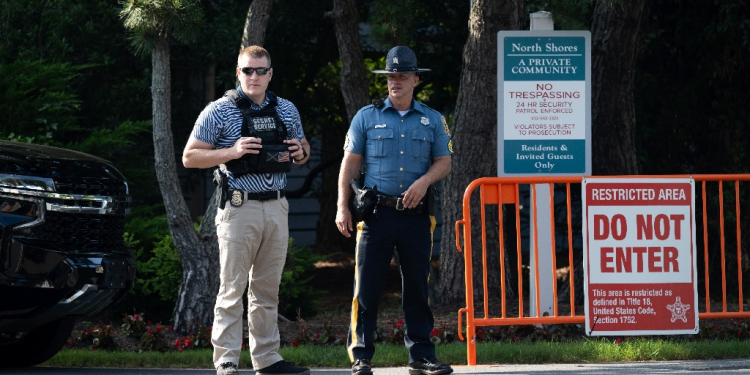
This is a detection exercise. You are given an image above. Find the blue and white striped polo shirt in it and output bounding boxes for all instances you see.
[191,88,305,192]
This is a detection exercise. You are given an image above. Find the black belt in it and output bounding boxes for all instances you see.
[377,194,424,212]
[234,189,285,201]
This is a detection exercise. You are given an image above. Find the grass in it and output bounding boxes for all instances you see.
[43,339,750,369]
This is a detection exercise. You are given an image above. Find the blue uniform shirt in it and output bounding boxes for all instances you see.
[344,98,453,196]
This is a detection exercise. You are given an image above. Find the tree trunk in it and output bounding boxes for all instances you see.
[438,0,524,306]
[590,0,647,175]
[557,0,649,309]
[317,0,371,254]
[241,0,273,50]
[328,0,370,123]
[151,37,215,333]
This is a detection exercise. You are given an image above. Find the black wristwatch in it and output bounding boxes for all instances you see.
[295,146,307,162]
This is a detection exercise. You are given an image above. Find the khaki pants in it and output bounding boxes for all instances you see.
[212,197,289,369]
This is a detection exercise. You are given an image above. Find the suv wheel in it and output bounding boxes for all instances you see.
[0,316,76,367]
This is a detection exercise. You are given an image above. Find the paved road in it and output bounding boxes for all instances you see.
[4,360,750,375]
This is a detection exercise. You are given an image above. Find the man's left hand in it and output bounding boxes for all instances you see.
[284,139,305,161]
[401,179,429,209]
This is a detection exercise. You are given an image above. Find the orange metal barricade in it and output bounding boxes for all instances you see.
[455,174,750,365]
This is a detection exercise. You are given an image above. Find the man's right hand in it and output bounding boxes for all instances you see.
[232,136,262,158]
[335,206,353,237]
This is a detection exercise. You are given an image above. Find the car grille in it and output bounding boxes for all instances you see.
[54,177,127,197]
[15,212,127,252]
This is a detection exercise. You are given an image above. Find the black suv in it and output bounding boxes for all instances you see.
[0,140,135,367]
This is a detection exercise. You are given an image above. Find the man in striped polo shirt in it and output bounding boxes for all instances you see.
[183,45,310,375]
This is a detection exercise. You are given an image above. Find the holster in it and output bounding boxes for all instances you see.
[426,183,440,216]
[349,179,378,222]
[213,167,229,210]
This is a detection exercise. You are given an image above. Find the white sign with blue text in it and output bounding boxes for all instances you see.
[497,31,591,176]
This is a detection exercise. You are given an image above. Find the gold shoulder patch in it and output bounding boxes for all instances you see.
[441,116,451,136]
[448,140,453,153]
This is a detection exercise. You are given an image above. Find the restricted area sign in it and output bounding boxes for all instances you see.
[583,178,698,336]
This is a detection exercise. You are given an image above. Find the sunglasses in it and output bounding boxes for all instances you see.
[239,67,271,76]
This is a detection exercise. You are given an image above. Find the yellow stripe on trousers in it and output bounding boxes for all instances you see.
[428,215,436,305]
[347,221,365,362]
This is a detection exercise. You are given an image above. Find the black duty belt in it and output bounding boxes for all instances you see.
[377,194,425,212]
[230,189,285,207]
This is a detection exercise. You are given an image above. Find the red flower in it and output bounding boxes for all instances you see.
[477,329,483,334]
[396,320,404,328]
[292,340,299,347]
[185,339,193,347]
[178,347,184,352]
[431,328,438,336]
[168,325,173,331]
[615,338,622,345]
[67,340,72,346]
[175,339,181,347]
[147,320,152,325]
[147,328,153,335]
[156,325,163,333]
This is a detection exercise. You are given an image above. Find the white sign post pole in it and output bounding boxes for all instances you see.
[527,12,555,318]
[498,14,590,318]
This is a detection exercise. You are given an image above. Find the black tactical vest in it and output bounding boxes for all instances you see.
[224,90,292,176]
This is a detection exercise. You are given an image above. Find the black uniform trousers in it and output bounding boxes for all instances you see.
[346,205,436,363]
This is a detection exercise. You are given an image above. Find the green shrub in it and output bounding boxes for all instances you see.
[278,239,328,319]
[135,233,183,302]
[120,213,178,323]
[124,211,327,321]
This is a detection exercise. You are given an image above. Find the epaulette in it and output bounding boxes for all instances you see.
[419,102,441,116]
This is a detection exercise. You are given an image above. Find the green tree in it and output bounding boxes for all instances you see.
[120,0,208,333]
[367,0,416,48]
[0,60,82,143]
[591,0,648,175]
[439,0,525,304]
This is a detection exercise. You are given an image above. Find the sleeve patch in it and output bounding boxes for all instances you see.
[442,116,451,136]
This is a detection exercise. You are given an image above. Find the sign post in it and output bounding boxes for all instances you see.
[498,29,591,317]
[582,178,699,335]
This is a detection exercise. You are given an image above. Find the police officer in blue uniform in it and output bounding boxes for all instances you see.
[336,46,453,375]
